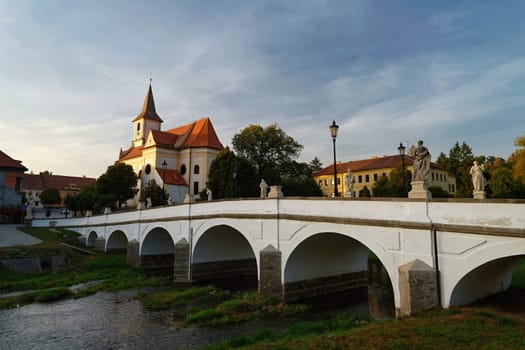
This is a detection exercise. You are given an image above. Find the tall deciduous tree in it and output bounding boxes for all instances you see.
[206,147,258,199]
[372,165,412,197]
[447,142,474,197]
[232,124,303,185]
[512,133,525,184]
[97,163,138,207]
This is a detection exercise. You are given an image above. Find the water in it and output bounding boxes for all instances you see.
[0,288,369,350]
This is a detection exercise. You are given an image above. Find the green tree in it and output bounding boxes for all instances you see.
[207,147,258,199]
[39,188,61,206]
[140,180,167,206]
[447,142,474,197]
[77,184,97,212]
[309,157,323,173]
[428,186,452,198]
[489,167,525,198]
[232,124,303,185]
[359,186,371,197]
[372,166,412,197]
[280,177,323,197]
[97,163,138,207]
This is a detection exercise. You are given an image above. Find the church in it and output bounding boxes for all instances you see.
[118,82,224,205]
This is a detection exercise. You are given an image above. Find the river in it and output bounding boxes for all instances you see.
[0,288,369,350]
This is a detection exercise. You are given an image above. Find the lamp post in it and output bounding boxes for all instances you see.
[161,160,167,203]
[329,120,339,198]
[397,142,406,195]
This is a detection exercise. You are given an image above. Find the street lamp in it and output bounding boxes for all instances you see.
[329,120,339,198]
[161,160,167,204]
[397,142,406,195]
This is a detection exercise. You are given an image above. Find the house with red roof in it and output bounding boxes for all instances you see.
[0,150,27,207]
[313,154,456,198]
[118,82,224,205]
[21,173,96,208]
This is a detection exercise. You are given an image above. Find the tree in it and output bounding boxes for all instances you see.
[140,180,167,206]
[428,186,452,198]
[359,186,371,197]
[280,177,323,197]
[309,157,323,173]
[372,166,412,197]
[97,163,138,207]
[489,167,525,198]
[207,147,258,199]
[232,124,303,185]
[77,184,97,212]
[512,133,525,184]
[447,142,474,197]
[39,188,61,206]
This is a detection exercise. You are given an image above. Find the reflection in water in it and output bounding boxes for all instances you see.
[0,288,371,350]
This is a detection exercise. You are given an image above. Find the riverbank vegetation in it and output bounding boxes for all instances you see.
[0,228,169,309]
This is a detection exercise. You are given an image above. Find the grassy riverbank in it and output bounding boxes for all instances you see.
[0,227,169,309]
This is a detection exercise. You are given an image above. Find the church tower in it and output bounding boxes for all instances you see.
[132,81,163,147]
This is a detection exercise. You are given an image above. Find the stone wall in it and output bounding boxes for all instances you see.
[284,270,367,302]
[259,245,282,300]
[140,254,175,277]
[1,256,68,273]
[126,240,140,268]
[174,239,190,282]
[192,258,257,282]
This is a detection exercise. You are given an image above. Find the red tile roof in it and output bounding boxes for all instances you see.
[22,173,96,191]
[157,168,187,186]
[314,154,445,177]
[119,146,144,161]
[167,117,223,150]
[0,150,27,171]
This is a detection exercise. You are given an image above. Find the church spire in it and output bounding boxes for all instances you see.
[133,81,163,123]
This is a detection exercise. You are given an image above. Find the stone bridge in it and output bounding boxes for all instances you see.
[32,198,525,317]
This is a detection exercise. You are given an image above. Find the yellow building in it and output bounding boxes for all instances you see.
[313,154,456,198]
[118,83,224,204]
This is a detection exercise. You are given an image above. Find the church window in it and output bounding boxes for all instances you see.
[145,164,151,175]
[180,164,187,175]
[137,123,141,131]
[194,165,200,174]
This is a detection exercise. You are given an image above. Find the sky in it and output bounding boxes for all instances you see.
[1,1,524,178]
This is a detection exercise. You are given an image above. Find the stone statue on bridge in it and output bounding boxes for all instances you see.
[409,140,431,181]
[260,179,269,199]
[344,169,355,198]
[408,140,432,199]
[470,161,486,199]
[206,188,213,201]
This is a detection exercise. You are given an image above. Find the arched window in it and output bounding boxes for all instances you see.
[180,164,187,175]
[145,164,151,175]
[137,123,141,131]
[194,165,200,174]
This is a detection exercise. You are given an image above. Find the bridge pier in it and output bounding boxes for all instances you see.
[259,245,283,300]
[173,239,190,282]
[126,239,140,268]
[94,237,106,251]
[397,259,439,317]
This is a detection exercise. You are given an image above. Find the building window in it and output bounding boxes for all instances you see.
[318,180,322,186]
[194,165,200,174]
[374,173,378,181]
[365,174,369,182]
[180,164,187,175]
[358,175,362,183]
[444,174,447,182]
[337,178,341,185]
[145,164,151,175]
[193,181,199,195]
[382,172,386,177]
[137,123,141,131]
[324,179,328,186]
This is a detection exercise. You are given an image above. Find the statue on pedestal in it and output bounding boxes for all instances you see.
[260,179,269,199]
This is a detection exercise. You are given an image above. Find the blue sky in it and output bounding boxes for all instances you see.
[1,1,524,177]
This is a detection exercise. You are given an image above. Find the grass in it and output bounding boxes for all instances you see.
[203,307,525,350]
[0,228,170,310]
[139,288,309,327]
